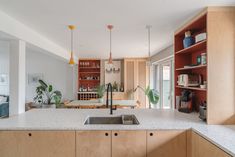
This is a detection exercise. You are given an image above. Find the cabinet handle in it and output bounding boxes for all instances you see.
[114,133,118,136]
[105,133,109,136]
[150,133,153,136]
[28,133,32,137]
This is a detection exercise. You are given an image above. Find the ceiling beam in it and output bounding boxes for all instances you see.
[0,10,77,62]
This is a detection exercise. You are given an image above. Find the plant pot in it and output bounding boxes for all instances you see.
[99,98,104,103]
[42,104,56,109]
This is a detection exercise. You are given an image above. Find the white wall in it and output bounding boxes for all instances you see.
[0,41,9,95]
[151,45,174,63]
[26,48,77,102]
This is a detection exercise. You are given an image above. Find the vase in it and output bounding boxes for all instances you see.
[183,36,195,48]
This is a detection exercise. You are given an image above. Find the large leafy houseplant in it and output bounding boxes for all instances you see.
[34,80,62,107]
[134,85,159,108]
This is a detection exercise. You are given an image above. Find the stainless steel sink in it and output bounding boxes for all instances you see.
[84,115,139,125]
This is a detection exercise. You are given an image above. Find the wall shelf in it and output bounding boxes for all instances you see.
[78,59,101,100]
[176,86,207,91]
[175,40,207,55]
[176,65,207,71]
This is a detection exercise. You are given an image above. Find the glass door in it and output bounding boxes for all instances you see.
[153,58,174,109]
[162,61,172,109]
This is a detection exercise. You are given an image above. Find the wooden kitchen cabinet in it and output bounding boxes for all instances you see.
[0,131,76,157]
[0,131,26,157]
[76,131,111,157]
[147,130,187,157]
[191,131,231,157]
[112,130,147,157]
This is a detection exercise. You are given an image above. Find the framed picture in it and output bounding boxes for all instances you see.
[0,74,8,86]
[28,73,44,84]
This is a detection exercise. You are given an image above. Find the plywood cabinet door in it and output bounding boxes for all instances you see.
[27,131,76,157]
[0,131,27,157]
[112,130,147,157]
[191,131,231,157]
[147,130,187,157]
[0,131,76,157]
[124,58,148,108]
[124,59,135,94]
[136,60,148,108]
[76,131,111,157]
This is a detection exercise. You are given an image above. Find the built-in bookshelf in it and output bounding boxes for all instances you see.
[174,13,207,112]
[174,7,235,125]
[78,59,101,100]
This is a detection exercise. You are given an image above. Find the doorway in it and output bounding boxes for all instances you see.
[153,57,174,109]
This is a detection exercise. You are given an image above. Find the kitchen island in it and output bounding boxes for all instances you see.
[0,109,234,157]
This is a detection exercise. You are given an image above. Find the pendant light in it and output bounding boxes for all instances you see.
[68,25,75,66]
[146,25,152,67]
[107,25,114,65]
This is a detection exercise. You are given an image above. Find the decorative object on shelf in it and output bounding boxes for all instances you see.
[197,55,201,65]
[34,79,62,108]
[105,68,113,73]
[183,31,195,48]
[200,81,207,89]
[146,25,152,67]
[201,53,207,65]
[120,83,124,92]
[107,25,114,66]
[96,84,105,103]
[112,67,120,73]
[133,85,159,107]
[68,25,76,66]
[195,32,207,43]
[113,81,118,92]
[28,73,43,84]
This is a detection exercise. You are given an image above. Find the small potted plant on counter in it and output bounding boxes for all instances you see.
[34,79,62,108]
[134,85,159,109]
[97,84,105,103]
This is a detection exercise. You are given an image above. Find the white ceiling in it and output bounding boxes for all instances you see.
[0,0,234,59]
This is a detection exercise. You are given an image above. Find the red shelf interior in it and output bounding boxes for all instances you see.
[78,60,101,93]
[174,13,207,112]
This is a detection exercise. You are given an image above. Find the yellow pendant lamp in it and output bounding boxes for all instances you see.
[107,25,114,65]
[68,25,75,65]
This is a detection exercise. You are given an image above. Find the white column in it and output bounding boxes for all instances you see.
[9,40,26,116]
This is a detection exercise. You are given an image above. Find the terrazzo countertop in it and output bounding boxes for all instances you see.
[0,109,234,156]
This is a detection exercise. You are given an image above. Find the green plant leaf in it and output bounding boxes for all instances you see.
[147,89,159,105]
[48,85,53,92]
[39,79,48,89]
[53,90,62,97]
[145,86,150,95]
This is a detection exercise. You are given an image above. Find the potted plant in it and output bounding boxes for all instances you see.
[34,79,62,108]
[134,85,159,108]
[96,84,105,103]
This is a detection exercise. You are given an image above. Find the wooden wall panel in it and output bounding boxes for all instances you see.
[137,61,147,108]
[207,8,235,124]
